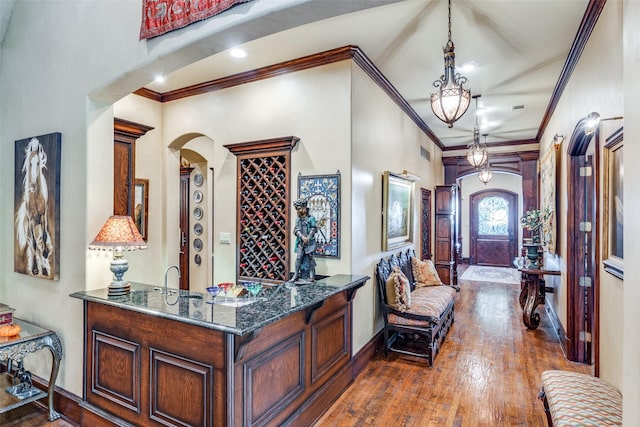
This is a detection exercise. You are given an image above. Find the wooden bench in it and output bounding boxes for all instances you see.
[539,370,622,426]
[375,249,456,366]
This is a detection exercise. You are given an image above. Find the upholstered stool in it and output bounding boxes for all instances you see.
[539,370,622,427]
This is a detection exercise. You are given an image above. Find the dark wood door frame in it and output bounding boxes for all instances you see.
[420,188,432,260]
[469,189,518,267]
[179,167,193,290]
[566,112,600,369]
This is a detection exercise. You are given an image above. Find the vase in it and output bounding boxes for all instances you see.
[523,243,542,267]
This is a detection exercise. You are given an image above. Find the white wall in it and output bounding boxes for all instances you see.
[541,0,623,391]
[623,1,639,424]
[0,0,397,398]
[351,63,442,351]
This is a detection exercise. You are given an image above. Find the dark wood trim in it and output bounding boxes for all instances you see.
[113,118,154,217]
[536,0,607,141]
[134,45,445,149]
[223,135,300,156]
[133,87,162,102]
[30,375,82,425]
[114,117,154,139]
[545,302,569,357]
[443,151,539,182]
[443,138,538,152]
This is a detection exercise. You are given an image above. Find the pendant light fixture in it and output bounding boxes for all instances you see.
[466,95,487,168]
[477,134,493,185]
[431,0,471,128]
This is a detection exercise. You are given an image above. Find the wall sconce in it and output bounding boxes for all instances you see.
[553,133,565,150]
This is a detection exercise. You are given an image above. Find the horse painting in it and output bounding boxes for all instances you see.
[14,134,60,280]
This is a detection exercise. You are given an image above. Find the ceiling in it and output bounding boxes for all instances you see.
[4,0,593,151]
[142,0,594,150]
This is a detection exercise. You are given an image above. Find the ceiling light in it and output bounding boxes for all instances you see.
[230,48,246,58]
[466,95,488,168]
[459,61,478,73]
[430,0,471,128]
[154,75,165,84]
[477,136,493,185]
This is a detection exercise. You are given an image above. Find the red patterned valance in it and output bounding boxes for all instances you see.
[140,0,252,40]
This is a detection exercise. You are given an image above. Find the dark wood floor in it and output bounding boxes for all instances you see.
[4,267,591,426]
[314,269,592,427]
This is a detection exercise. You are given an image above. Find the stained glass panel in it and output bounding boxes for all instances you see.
[478,196,509,235]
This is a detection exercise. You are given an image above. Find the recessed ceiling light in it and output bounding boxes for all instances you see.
[230,48,246,58]
[154,75,165,84]
[459,61,478,73]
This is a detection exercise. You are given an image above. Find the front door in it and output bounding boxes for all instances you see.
[470,190,518,267]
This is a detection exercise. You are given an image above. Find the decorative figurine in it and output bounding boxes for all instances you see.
[291,198,317,284]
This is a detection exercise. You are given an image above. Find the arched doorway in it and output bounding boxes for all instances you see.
[469,190,518,267]
[566,113,599,365]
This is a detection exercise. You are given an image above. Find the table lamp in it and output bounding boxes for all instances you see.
[88,215,147,296]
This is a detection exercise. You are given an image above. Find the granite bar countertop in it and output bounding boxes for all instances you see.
[70,274,369,336]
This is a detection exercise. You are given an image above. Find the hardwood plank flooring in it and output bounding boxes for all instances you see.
[5,268,591,426]
[314,271,592,427]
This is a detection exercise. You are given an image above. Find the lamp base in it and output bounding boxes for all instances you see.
[109,256,130,296]
[108,282,131,297]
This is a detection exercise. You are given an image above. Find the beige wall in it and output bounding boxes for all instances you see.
[113,59,441,355]
[0,0,394,398]
[350,63,443,350]
[541,0,623,390]
[623,1,639,424]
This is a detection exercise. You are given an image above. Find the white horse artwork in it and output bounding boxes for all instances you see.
[15,137,54,278]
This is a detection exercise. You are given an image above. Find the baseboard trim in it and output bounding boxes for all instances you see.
[30,375,82,426]
[352,330,383,377]
[545,303,569,357]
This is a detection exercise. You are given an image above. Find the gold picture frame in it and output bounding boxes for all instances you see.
[134,178,149,241]
[602,127,623,279]
[382,171,414,251]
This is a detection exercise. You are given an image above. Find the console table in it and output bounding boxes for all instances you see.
[0,318,63,421]
[518,267,560,329]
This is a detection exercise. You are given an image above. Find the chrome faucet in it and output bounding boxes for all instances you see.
[163,265,181,296]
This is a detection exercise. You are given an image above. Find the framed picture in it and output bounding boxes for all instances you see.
[602,127,623,279]
[382,171,414,251]
[14,132,61,280]
[538,142,561,253]
[134,179,149,241]
[298,172,341,258]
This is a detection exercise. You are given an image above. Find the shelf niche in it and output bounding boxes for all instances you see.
[225,136,300,283]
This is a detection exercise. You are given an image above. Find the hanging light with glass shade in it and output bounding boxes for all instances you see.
[430,0,471,128]
[466,95,487,168]
[477,135,493,184]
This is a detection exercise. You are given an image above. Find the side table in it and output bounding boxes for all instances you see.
[518,267,560,330]
[0,318,63,421]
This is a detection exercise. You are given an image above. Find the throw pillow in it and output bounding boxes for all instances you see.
[411,257,442,287]
[385,266,411,312]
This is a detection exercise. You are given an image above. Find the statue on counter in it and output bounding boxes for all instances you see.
[291,198,317,284]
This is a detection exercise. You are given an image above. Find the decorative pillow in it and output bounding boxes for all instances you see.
[411,257,442,287]
[385,266,411,312]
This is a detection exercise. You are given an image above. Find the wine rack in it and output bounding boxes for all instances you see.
[225,137,300,283]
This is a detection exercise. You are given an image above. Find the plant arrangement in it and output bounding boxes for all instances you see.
[520,207,553,244]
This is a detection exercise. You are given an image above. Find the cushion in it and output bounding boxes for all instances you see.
[540,370,622,427]
[411,257,442,287]
[385,266,411,312]
[388,285,455,327]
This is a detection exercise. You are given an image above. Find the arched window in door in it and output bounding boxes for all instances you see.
[470,190,518,267]
[478,196,510,236]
